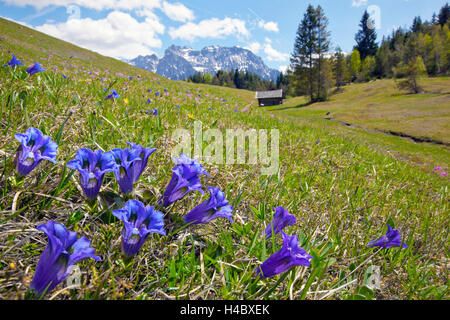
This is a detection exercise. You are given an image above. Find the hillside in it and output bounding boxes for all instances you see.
[278,78,450,145]
[0,17,448,301]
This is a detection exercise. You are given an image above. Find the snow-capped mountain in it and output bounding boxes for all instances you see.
[127,45,280,81]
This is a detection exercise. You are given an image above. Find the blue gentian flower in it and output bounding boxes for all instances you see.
[368,223,408,249]
[159,154,208,207]
[256,232,313,279]
[4,54,23,67]
[147,89,152,92]
[113,200,166,256]
[184,187,233,225]
[265,207,297,239]
[129,76,133,80]
[155,91,160,96]
[104,89,120,100]
[146,98,151,104]
[30,220,101,297]
[127,142,157,182]
[14,127,58,176]
[111,144,156,194]
[26,62,45,75]
[66,148,116,199]
[61,73,67,79]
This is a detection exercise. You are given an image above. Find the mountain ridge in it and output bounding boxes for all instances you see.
[127,45,281,81]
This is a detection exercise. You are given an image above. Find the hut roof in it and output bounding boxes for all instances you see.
[255,89,283,99]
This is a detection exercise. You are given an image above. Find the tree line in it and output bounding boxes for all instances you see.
[186,69,278,92]
[288,2,450,101]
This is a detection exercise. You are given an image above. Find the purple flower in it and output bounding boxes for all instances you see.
[66,149,116,199]
[4,54,23,67]
[159,154,208,207]
[145,108,158,116]
[14,127,58,176]
[265,207,297,239]
[26,62,45,75]
[368,223,408,249]
[126,142,157,181]
[256,232,313,279]
[113,200,166,256]
[111,144,156,194]
[30,220,101,297]
[104,90,119,100]
[184,187,233,225]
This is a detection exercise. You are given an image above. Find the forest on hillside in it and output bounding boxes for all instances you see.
[288,2,450,101]
[186,3,449,99]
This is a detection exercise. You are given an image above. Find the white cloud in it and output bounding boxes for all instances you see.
[244,41,262,54]
[35,11,164,59]
[160,1,194,22]
[264,42,289,62]
[168,17,250,42]
[0,0,161,11]
[352,0,368,7]
[279,65,289,73]
[258,20,279,33]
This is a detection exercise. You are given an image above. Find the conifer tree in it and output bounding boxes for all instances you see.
[355,10,378,60]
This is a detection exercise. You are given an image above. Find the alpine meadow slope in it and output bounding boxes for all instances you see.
[0,17,448,300]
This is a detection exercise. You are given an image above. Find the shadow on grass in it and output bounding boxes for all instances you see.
[262,101,314,112]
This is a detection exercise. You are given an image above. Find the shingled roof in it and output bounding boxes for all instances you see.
[255,89,283,99]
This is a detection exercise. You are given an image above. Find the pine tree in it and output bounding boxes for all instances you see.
[315,5,332,101]
[355,10,378,60]
[291,4,318,101]
[438,3,449,26]
[412,16,423,33]
[291,4,331,102]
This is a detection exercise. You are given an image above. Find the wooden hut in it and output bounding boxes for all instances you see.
[255,89,283,106]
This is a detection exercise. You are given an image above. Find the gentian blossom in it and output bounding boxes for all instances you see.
[30,220,101,297]
[14,127,58,176]
[104,90,120,100]
[110,143,156,194]
[66,148,116,199]
[159,153,208,207]
[26,62,45,75]
[265,207,297,239]
[367,223,408,249]
[256,232,313,279]
[4,54,23,67]
[112,200,166,256]
[184,187,233,225]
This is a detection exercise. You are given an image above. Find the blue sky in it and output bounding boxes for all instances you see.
[0,0,446,71]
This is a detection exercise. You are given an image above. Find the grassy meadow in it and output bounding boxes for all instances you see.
[0,18,448,300]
